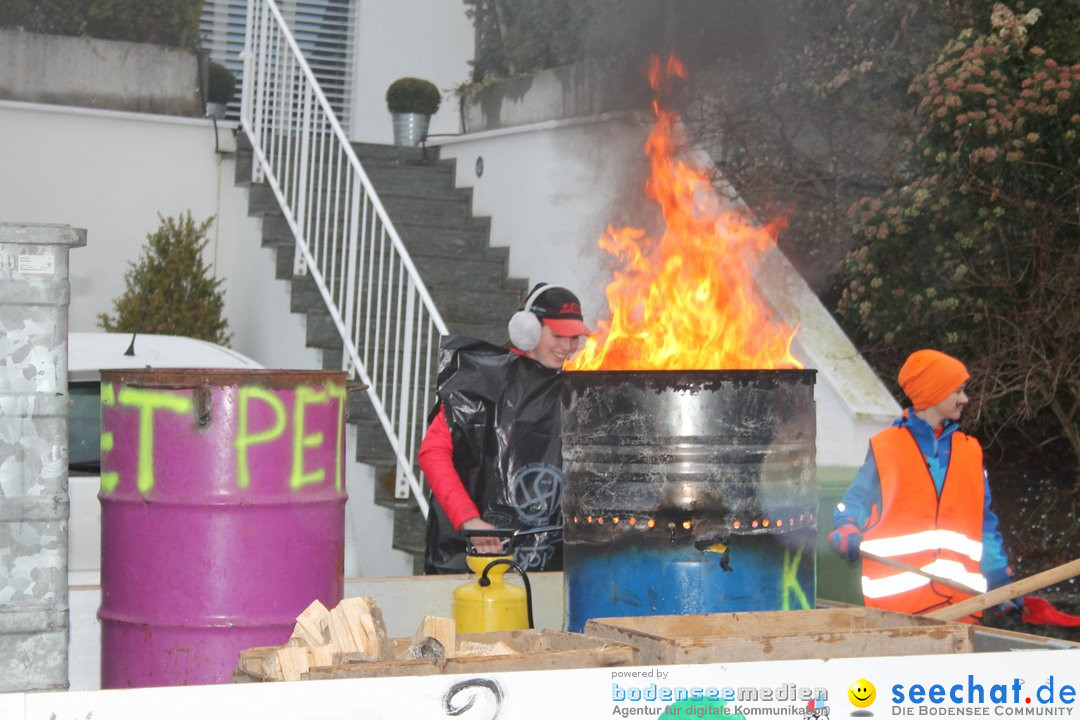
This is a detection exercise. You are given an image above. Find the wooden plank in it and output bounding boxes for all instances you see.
[410,616,456,659]
[237,646,278,676]
[291,599,330,648]
[308,645,335,667]
[928,558,1080,621]
[585,608,973,665]
[304,659,444,680]
[237,628,637,682]
[274,646,310,682]
[309,630,633,680]
[232,668,264,684]
[456,640,518,657]
[324,597,395,660]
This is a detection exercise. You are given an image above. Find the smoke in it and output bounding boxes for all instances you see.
[563,1,945,298]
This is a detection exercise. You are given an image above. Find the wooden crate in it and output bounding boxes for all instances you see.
[234,629,637,682]
[584,607,974,665]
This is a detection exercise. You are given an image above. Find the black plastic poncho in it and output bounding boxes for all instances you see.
[423,336,565,574]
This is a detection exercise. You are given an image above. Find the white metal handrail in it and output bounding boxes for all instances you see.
[241,0,448,516]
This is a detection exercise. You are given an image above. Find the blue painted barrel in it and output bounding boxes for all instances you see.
[561,370,817,632]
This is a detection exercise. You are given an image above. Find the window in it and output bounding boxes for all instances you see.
[68,382,102,474]
[199,0,355,128]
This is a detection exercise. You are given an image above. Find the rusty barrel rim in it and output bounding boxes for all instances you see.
[100,368,350,389]
[564,367,817,389]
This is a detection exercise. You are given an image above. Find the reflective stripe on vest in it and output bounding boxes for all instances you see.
[860,426,984,614]
[860,528,982,562]
[861,558,987,599]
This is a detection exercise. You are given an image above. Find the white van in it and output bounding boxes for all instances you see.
[66,332,263,585]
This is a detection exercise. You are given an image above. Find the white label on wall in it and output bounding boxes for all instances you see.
[18,254,55,275]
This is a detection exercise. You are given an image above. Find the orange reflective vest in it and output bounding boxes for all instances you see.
[860,426,986,617]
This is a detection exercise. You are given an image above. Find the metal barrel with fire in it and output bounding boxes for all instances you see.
[561,369,816,631]
[559,55,816,631]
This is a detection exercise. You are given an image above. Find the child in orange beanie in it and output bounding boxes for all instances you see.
[828,349,1016,620]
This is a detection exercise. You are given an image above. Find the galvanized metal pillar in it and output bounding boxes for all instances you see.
[0,222,86,692]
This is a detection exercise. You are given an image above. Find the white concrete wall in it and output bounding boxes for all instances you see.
[0,99,411,600]
[0,99,317,371]
[435,114,654,332]
[348,0,474,144]
[0,29,203,116]
[344,428,413,579]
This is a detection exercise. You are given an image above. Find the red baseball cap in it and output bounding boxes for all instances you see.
[530,285,590,337]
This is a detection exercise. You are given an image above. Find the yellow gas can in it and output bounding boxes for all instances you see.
[452,555,531,633]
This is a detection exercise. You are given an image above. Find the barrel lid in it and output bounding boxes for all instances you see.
[99,367,348,389]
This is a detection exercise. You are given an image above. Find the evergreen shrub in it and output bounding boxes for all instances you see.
[385,77,441,115]
[98,212,231,346]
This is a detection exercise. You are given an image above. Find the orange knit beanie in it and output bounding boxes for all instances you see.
[897,349,970,410]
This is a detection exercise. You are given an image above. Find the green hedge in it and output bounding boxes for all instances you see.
[0,0,204,48]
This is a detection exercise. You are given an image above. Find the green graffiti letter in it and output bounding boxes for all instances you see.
[326,382,347,492]
[291,386,328,490]
[100,382,119,493]
[117,387,194,495]
[235,386,287,489]
[781,547,812,610]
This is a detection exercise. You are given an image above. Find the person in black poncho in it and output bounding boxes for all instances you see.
[418,283,590,574]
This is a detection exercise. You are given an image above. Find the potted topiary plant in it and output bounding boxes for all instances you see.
[385,77,441,146]
[206,60,237,119]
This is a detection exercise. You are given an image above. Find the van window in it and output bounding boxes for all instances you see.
[69,381,101,473]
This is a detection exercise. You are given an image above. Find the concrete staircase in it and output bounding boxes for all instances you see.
[235,135,527,572]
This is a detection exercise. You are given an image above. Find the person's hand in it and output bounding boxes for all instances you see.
[828,523,862,562]
[996,597,1025,616]
[984,567,1023,615]
[461,517,506,555]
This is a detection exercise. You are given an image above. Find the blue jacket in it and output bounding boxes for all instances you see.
[833,410,1010,581]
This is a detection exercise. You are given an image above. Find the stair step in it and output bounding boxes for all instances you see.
[391,505,427,556]
[321,346,344,373]
[364,163,455,197]
[352,142,439,164]
[275,244,297,281]
[394,221,494,258]
[245,196,484,265]
[290,271,520,324]
[288,253,519,293]
[260,213,294,246]
[354,427,396,467]
[248,183,280,216]
[377,194,472,228]
[441,321,511,345]
[412,254,512,289]
[304,309,344,349]
[430,287,522,323]
[235,149,253,187]
[246,166,464,212]
[249,183,491,249]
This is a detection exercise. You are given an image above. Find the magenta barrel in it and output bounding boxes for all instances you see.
[98,369,347,688]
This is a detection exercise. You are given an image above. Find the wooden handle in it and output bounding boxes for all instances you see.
[860,551,982,596]
[926,557,1080,621]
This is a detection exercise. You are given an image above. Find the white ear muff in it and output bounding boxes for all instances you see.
[508,310,542,351]
[507,283,573,351]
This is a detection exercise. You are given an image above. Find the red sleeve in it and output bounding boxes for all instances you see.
[418,405,481,531]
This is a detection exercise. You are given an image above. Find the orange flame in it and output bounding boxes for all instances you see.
[566,55,801,371]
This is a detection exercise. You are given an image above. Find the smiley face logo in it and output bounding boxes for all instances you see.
[848,679,876,708]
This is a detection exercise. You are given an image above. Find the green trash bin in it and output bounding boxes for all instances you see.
[816,466,864,605]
